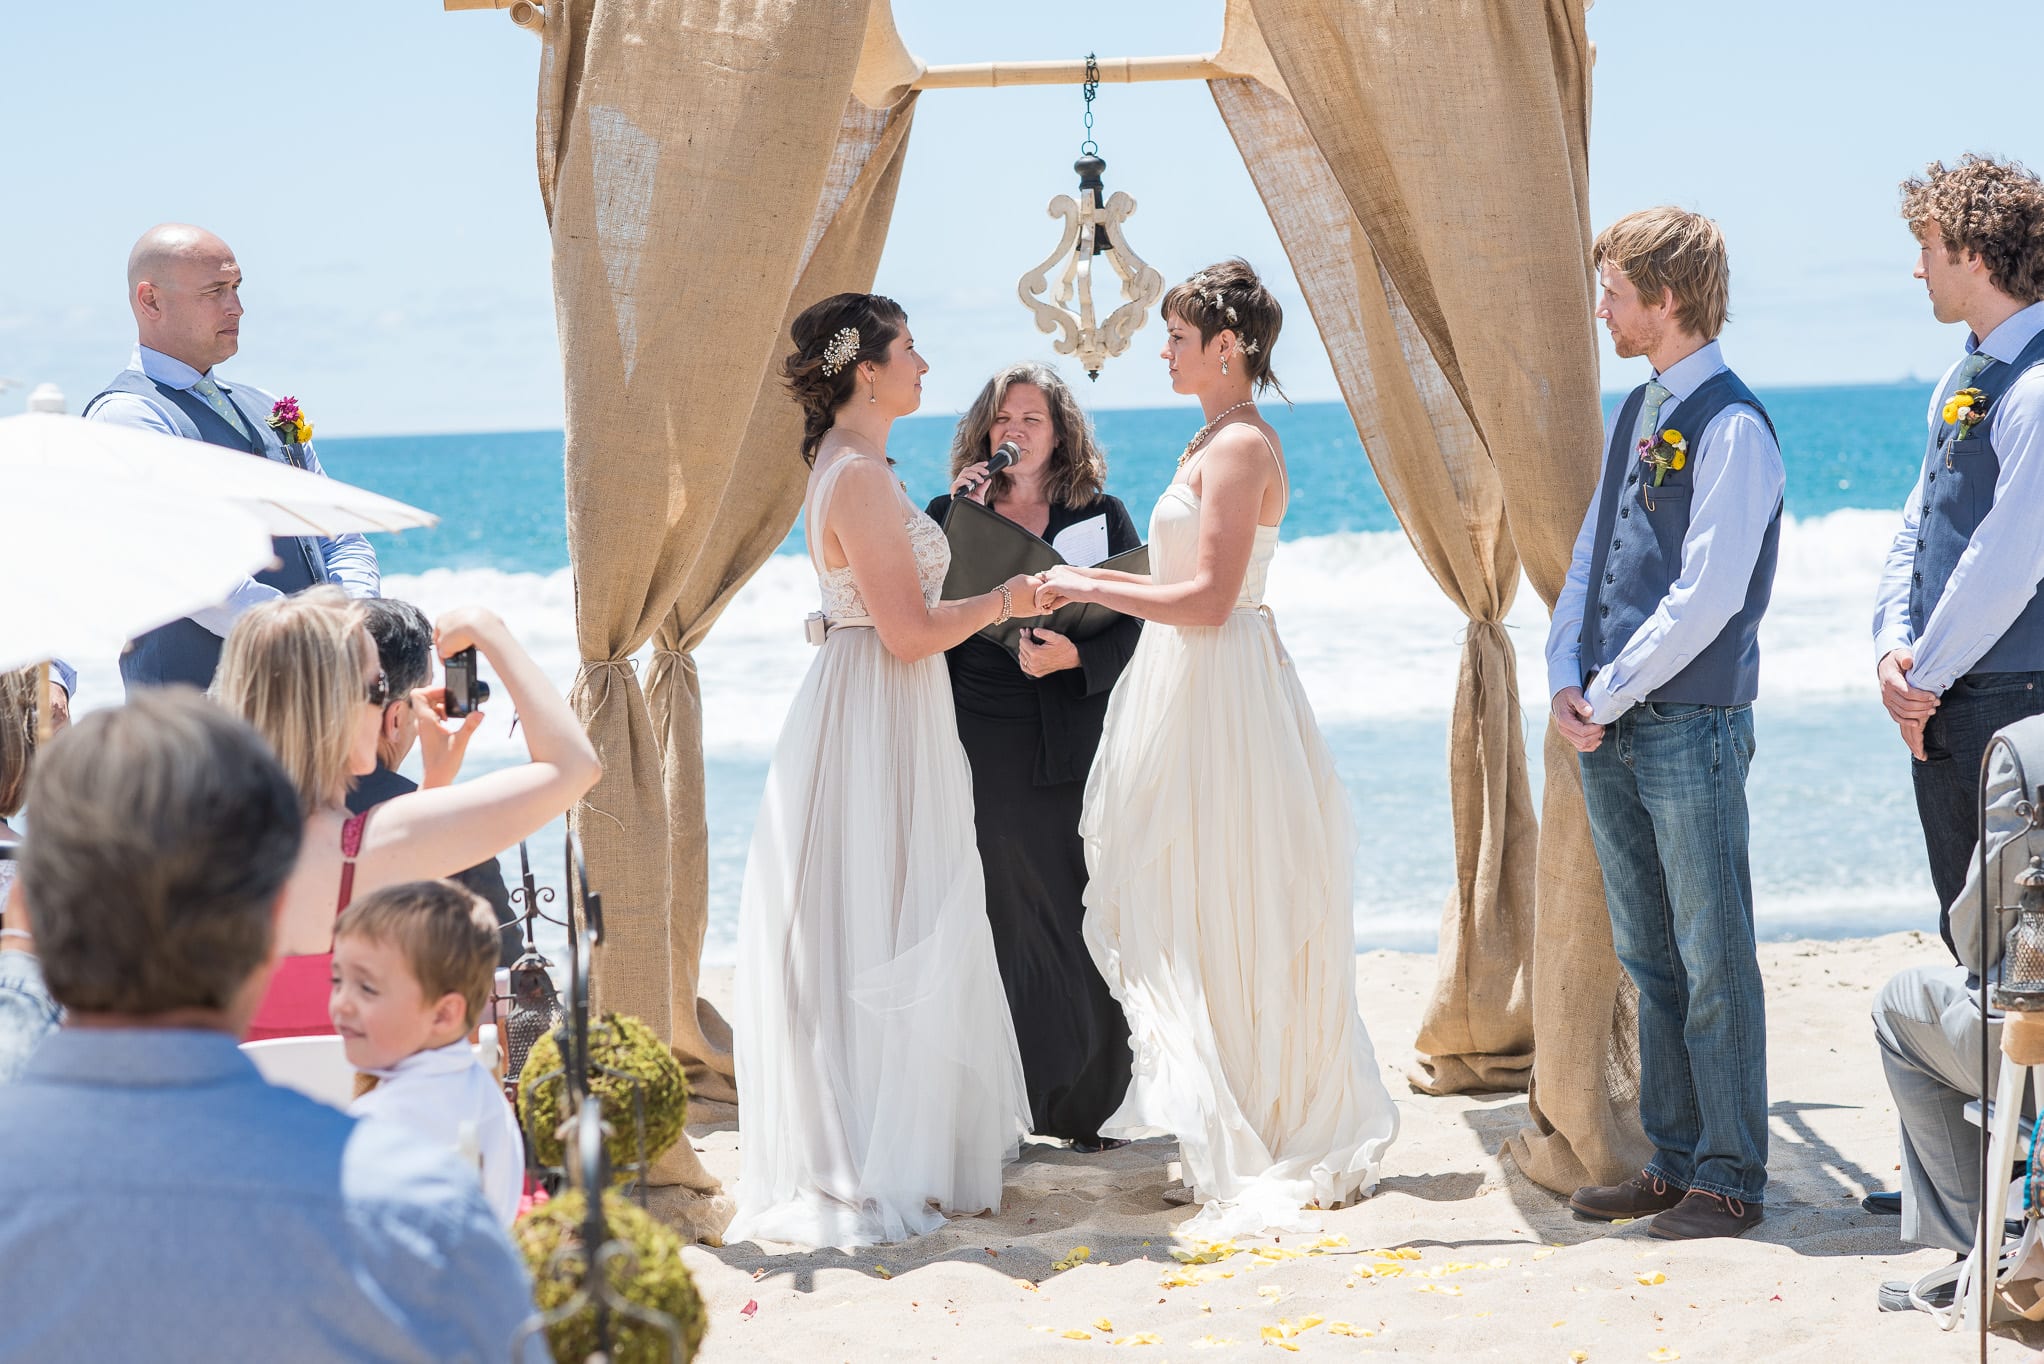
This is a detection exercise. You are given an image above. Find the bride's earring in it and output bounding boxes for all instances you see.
[869,377,877,404]
[1221,354,1230,377]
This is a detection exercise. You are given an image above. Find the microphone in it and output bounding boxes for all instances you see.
[986,441,1020,476]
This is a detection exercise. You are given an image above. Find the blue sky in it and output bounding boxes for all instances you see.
[2,2,2037,434]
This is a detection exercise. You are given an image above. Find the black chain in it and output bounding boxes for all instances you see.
[1080,52,1099,156]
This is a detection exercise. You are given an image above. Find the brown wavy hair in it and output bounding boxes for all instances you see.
[1593,207,1730,339]
[1902,155,2044,304]
[1160,258,1287,399]
[0,667,36,819]
[783,292,908,465]
[946,362,1107,507]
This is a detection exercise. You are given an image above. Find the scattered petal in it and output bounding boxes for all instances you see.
[1648,1352,1681,1363]
[739,1299,758,1320]
[1190,1334,1238,1350]
[1095,1318,1115,1332]
[751,1267,767,1281]
[1635,1271,1666,1286]
[1113,1334,1163,1347]
[1570,1353,1589,1363]
[1294,1315,1325,1331]
[1610,1218,1636,1226]
[1061,1329,1093,1340]
[1257,1286,1286,1304]
[1533,1248,1559,1262]
[1326,1322,1372,1338]
[873,1265,892,1280]
[1416,1282,1463,1296]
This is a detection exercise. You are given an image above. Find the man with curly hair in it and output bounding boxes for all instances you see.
[1874,155,2044,954]
[1868,154,2044,1314]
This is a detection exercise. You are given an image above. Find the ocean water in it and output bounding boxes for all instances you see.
[65,385,1939,959]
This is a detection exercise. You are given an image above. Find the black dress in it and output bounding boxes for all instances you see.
[926,491,1143,1142]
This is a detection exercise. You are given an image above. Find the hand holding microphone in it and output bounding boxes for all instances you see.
[951,441,1020,503]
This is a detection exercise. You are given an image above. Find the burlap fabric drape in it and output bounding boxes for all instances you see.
[1229,0,1649,1190]
[536,0,913,1210]
[646,91,919,1107]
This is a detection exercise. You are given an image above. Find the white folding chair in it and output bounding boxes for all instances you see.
[241,1034,355,1109]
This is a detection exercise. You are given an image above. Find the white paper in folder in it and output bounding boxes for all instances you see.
[1050,513,1110,567]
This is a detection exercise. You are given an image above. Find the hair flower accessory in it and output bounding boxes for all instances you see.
[820,327,861,377]
[265,396,312,445]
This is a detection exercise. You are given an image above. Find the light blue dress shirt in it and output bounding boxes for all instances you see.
[85,345,381,636]
[0,1028,550,1362]
[1872,301,2044,693]
[0,944,59,1084]
[1546,341,1788,724]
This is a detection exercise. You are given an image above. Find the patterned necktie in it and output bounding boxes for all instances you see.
[1954,350,1993,393]
[190,375,250,440]
[1633,378,1673,451]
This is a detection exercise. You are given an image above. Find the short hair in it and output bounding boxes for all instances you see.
[0,667,37,818]
[362,598,434,699]
[23,690,303,1015]
[335,880,500,1029]
[1901,155,2044,304]
[1592,207,1731,340]
[1160,258,1287,398]
[211,587,367,814]
[947,362,1108,508]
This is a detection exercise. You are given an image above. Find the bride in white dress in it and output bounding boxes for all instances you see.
[1036,260,1399,1239]
[727,293,1038,1250]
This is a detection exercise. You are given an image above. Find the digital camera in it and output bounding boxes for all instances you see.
[444,646,493,718]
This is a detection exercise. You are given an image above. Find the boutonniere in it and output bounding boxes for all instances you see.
[1939,386,1987,461]
[1637,428,1687,511]
[265,396,313,446]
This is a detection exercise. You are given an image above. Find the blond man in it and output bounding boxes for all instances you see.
[1546,207,1784,1239]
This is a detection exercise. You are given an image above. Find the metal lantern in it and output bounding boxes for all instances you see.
[1994,854,2044,1011]
[1016,55,1163,380]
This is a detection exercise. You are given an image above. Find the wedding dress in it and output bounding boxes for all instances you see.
[1080,435,1399,1239]
[728,452,1029,1250]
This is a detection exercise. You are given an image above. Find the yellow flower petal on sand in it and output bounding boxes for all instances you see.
[1094,1318,1115,1332]
[1311,1234,1350,1249]
[1293,1316,1325,1332]
[1532,1247,1559,1261]
[873,1264,892,1279]
[1190,1334,1237,1350]
[1326,1322,1372,1338]
[1061,1329,1093,1340]
[1258,1326,1300,1351]
[1382,1245,1423,1260]
[1648,1351,1681,1362]
[1636,1271,1667,1286]
[1112,1334,1162,1346]
[1570,1352,1589,1363]
[1257,1285,1286,1304]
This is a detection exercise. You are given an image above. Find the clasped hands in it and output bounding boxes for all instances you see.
[1551,686,1604,754]
[1878,649,1938,761]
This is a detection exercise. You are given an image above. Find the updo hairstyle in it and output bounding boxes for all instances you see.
[1160,258,1287,399]
[783,292,908,465]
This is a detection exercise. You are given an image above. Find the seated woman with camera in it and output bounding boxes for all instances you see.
[212,588,601,1040]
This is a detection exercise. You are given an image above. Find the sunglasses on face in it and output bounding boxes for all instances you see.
[365,670,392,708]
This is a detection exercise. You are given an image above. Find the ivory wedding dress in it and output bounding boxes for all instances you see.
[728,452,1029,1250]
[1080,437,1399,1239]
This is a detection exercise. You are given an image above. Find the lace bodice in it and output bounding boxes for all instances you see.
[808,456,951,621]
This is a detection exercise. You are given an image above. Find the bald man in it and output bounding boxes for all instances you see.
[85,224,379,693]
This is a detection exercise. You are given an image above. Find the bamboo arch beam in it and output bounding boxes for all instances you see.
[914,53,1242,89]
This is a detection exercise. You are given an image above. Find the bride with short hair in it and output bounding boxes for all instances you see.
[1036,259,1399,1238]
[727,293,1037,1250]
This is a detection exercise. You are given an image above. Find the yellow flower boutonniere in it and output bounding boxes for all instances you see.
[1637,427,1688,486]
[1942,385,1987,436]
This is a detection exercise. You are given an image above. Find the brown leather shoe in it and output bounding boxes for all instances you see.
[1648,1189,1764,1240]
[1569,1171,1686,1221]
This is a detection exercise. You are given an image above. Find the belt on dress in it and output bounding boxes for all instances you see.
[1229,602,1291,668]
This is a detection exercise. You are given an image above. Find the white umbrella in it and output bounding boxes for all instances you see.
[0,468,277,675]
[0,411,438,537]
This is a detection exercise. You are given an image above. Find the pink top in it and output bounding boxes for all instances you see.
[244,810,369,1042]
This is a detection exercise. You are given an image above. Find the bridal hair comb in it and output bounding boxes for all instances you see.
[821,327,861,377]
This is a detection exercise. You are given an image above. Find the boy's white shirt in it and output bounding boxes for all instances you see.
[351,1038,523,1226]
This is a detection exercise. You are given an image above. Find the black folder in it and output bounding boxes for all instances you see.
[938,496,1149,658]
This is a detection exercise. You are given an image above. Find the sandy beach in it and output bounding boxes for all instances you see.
[670,932,2042,1361]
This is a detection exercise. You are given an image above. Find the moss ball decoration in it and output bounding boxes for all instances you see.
[516,1189,707,1364]
[520,1012,690,1180]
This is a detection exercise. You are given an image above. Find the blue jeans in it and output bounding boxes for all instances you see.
[1578,701,1768,1202]
[1911,670,2044,959]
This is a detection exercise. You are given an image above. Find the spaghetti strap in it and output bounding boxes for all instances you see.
[1182,422,1289,518]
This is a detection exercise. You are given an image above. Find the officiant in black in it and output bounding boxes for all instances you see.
[925,362,1139,1152]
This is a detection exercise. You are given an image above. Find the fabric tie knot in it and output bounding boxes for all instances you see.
[1633,378,1674,451]
[190,375,251,440]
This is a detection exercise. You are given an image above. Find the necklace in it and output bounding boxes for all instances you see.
[1177,400,1258,468]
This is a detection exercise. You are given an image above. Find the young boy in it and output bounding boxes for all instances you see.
[331,880,524,1225]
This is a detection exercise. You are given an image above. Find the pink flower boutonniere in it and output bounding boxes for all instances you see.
[266,396,313,446]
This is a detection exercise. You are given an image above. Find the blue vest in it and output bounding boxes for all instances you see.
[87,369,325,692]
[1908,328,2044,675]
[1578,368,1781,706]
